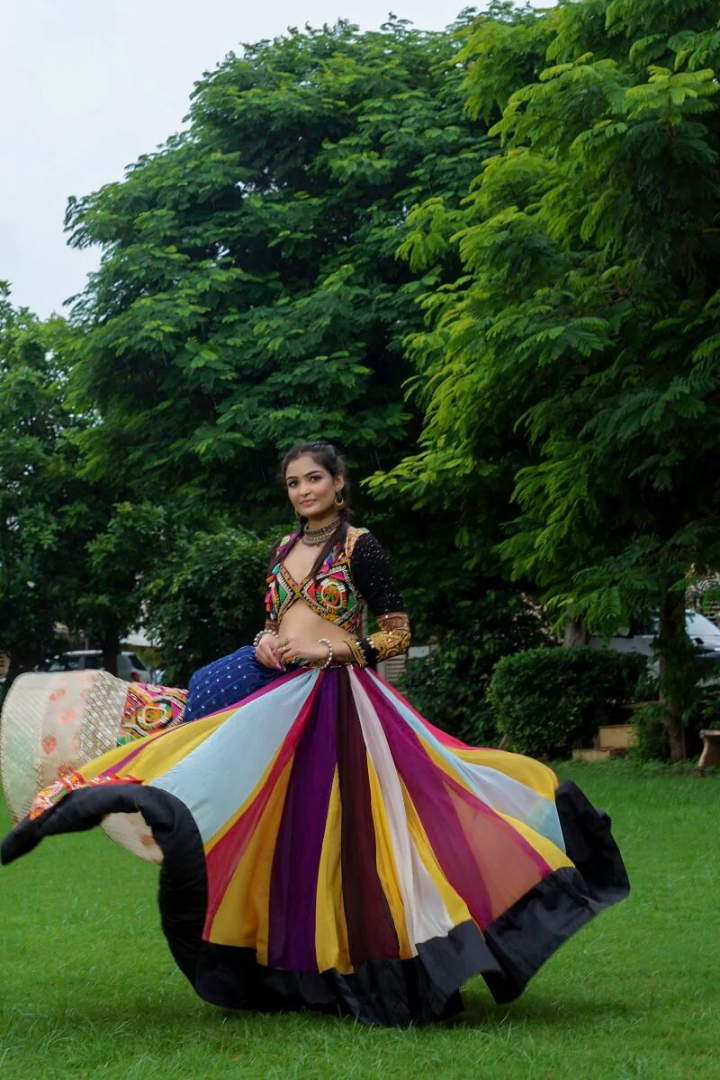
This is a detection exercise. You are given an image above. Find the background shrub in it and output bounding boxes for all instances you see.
[488,647,648,757]
[630,701,669,762]
[398,591,548,744]
[145,526,267,682]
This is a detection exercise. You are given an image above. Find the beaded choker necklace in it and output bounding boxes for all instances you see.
[301,519,341,547]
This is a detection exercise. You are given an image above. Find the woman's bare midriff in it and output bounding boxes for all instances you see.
[278,600,354,651]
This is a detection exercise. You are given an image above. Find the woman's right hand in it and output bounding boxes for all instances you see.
[255,633,284,671]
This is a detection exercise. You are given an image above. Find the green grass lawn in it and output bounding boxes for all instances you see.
[0,762,717,1080]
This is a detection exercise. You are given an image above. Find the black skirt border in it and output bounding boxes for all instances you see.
[1,777,629,1026]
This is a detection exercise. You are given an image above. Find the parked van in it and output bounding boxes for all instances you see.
[589,610,720,674]
[44,650,152,682]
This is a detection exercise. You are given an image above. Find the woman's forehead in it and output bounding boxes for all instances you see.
[285,454,329,479]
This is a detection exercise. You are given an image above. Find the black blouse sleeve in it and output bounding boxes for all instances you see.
[347,532,411,667]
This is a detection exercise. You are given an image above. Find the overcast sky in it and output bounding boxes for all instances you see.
[1,1,536,318]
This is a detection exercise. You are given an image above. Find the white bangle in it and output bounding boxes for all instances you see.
[318,638,333,670]
[253,629,278,648]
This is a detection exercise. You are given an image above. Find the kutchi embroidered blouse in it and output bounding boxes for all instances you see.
[264,526,411,666]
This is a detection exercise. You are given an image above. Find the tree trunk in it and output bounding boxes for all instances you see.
[100,628,120,677]
[656,590,696,763]
[563,617,589,647]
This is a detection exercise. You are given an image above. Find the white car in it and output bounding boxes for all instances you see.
[44,650,152,682]
[590,610,720,674]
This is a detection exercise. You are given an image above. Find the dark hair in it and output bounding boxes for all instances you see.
[273,441,353,577]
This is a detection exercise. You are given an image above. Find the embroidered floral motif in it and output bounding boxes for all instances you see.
[119,684,187,744]
[263,527,412,668]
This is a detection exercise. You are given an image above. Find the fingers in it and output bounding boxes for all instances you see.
[277,637,303,666]
[256,651,277,670]
[256,641,284,670]
[276,636,293,659]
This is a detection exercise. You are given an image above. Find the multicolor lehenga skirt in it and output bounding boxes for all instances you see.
[0,662,629,1027]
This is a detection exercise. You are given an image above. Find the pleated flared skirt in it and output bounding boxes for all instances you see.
[1,664,629,1026]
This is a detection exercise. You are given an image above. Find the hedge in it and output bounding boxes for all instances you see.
[488,647,647,757]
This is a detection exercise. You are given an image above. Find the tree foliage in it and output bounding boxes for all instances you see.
[45,15,508,644]
[8,4,720,761]
[0,289,167,673]
[0,289,72,667]
[143,524,268,682]
[65,17,489,528]
[373,0,720,756]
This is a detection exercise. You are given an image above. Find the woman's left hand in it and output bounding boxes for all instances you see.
[276,633,331,667]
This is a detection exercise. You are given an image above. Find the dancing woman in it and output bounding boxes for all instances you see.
[181,441,411,724]
[0,441,629,1026]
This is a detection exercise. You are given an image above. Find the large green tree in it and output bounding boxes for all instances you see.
[10,15,536,676]
[367,2,556,582]
[0,288,71,670]
[65,17,488,519]
[59,16,509,640]
[375,0,720,758]
[0,288,166,674]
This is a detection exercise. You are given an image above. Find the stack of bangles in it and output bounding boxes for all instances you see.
[253,629,335,670]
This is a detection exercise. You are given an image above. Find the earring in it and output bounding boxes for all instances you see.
[334,490,346,509]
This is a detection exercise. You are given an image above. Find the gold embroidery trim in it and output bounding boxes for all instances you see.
[366,625,412,662]
[347,638,369,667]
[354,613,412,663]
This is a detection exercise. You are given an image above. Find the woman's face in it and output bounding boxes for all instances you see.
[285,454,343,522]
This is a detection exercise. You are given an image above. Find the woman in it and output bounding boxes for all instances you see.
[0,441,629,1027]
[182,442,410,723]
